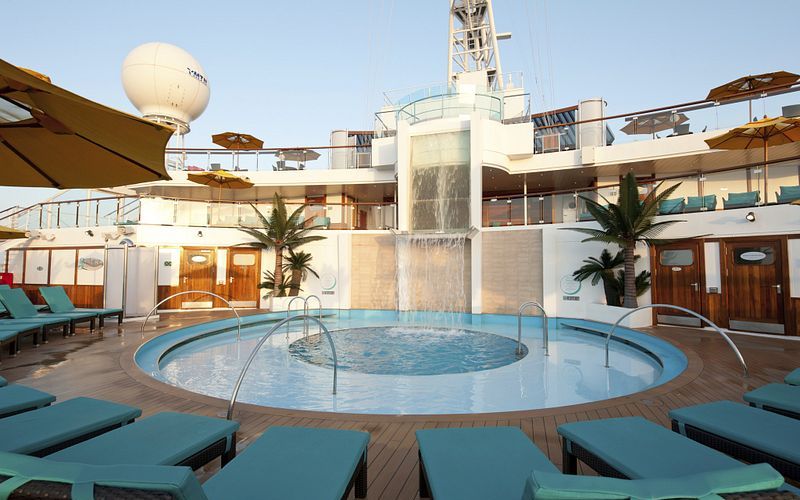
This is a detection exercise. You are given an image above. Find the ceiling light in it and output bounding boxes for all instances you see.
[745,212,756,222]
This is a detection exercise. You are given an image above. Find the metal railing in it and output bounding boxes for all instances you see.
[226,315,337,420]
[285,295,323,337]
[603,304,748,378]
[517,301,549,356]
[141,290,242,341]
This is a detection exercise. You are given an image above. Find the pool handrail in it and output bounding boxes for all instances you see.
[305,294,323,334]
[227,314,337,420]
[603,303,748,378]
[286,296,307,336]
[141,290,242,341]
[518,300,549,356]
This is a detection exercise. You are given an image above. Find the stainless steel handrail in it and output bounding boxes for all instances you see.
[286,296,307,336]
[305,294,323,334]
[603,303,748,378]
[518,301,549,356]
[227,315,337,420]
[141,290,242,341]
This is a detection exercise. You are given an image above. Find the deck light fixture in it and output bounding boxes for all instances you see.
[197,230,203,237]
[745,212,756,222]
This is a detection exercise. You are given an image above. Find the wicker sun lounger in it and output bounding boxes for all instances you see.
[0,397,141,456]
[744,384,800,420]
[670,401,800,482]
[46,411,240,470]
[0,384,56,418]
[0,426,370,500]
[39,286,123,328]
[0,288,97,335]
[418,426,793,500]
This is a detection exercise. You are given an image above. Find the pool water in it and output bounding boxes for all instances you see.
[139,311,687,415]
[288,326,526,375]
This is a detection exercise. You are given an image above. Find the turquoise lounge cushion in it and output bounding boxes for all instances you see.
[744,383,800,415]
[785,368,800,386]
[670,400,800,465]
[522,464,784,500]
[0,288,39,318]
[47,411,239,466]
[203,426,369,500]
[778,185,800,203]
[414,426,557,500]
[0,329,19,342]
[557,417,742,478]
[658,198,685,214]
[38,286,76,313]
[0,385,56,417]
[723,191,760,208]
[0,451,207,500]
[0,397,141,455]
[685,194,716,211]
[0,376,6,387]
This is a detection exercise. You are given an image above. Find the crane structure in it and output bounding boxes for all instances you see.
[447,0,509,90]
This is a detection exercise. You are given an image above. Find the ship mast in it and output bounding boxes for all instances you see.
[448,0,508,89]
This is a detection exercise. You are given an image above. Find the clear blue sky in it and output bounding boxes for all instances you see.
[1,0,797,211]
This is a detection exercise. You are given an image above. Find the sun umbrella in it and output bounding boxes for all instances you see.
[707,71,800,119]
[0,58,173,188]
[0,225,27,239]
[621,112,688,137]
[211,132,263,150]
[276,149,320,162]
[705,116,800,202]
[188,170,253,202]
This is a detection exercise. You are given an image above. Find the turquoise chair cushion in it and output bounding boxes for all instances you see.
[785,368,800,386]
[557,417,742,478]
[0,329,21,342]
[0,397,141,455]
[47,412,239,466]
[414,427,558,500]
[744,383,800,415]
[777,185,800,203]
[0,288,95,322]
[685,194,717,212]
[203,426,369,500]
[670,400,800,465]
[658,198,685,214]
[0,375,6,387]
[0,451,207,500]
[0,385,56,417]
[723,191,760,208]
[522,464,784,500]
[38,286,76,313]
[313,216,331,228]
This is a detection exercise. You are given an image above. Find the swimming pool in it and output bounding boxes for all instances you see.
[136,310,687,415]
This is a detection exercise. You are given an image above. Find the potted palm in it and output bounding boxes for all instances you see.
[572,249,624,307]
[284,249,319,297]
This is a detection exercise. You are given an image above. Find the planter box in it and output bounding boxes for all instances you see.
[585,302,653,328]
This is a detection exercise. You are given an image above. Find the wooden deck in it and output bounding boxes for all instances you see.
[2,310,798,499]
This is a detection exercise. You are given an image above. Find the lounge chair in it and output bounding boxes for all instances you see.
[0,287,97,335]
[0,384,56,418]
[0,397,141,456]
[0,375,6,387]
[46,411,239,470]
[0,324,38,356]
[776,185,800,204]
[744,383,800,420]
[685,194,717,212]
[786,368,800,386]
[417,426,789,500]
[0,316,69,344]
[0,426,370,500]
[0,284,47,312]
[39,286,123,328]
[657,197,685,215]
[670,400,800,481]
[723,190,760,209]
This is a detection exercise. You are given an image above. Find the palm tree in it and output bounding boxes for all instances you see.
[563,172,683,308]
[612,269,651,302]
[258,270,292,297]
[572,249,624,307]
[238,193,326,297]
[283,249,319,297]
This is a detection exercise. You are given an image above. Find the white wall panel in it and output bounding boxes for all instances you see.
[49,249,76,285]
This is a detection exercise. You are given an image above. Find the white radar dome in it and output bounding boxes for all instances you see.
[121,42,210,133]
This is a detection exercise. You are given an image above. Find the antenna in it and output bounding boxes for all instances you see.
[448,0,509,89]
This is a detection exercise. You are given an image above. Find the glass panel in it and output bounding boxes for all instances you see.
[526,196,545,224]
[57,202,78,228]
[703,169,750,210]
[209,203,238,227]
[96,199,120,226]
[660,249,694,266]
[175,201,208,226]
[734,247,775,265]
[189,254,208,264]
[232,253,256,266]
[768,162,800,204]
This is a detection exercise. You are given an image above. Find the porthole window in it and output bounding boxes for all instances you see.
[734,247,774,265]
[189,255,208,264]
[660,249,693,266]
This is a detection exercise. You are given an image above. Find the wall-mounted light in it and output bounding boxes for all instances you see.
[745,212,756,222]
[85,230,94,237]
[197,230,203,237]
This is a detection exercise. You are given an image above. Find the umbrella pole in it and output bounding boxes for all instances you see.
[763,143,768,205]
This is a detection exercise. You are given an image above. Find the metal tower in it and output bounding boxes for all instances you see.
[448,0,507,89]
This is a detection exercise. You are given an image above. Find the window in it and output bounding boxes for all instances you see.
[660,249,694,266]
[189,254,208,264]
[232,253,256,266]
[733,247,774,265]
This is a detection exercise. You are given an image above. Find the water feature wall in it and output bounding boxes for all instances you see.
[396,131,472,319]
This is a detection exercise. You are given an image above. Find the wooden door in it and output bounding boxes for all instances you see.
[180,248,216,308]
[653,241,703,326]
[725,239,785,334]
[227,248,260,308]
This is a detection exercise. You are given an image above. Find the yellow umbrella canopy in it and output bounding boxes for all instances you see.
[211,132,263,150]
[187,170,254,190]
[0,225,27,239]
[0,58,174,188]
[706,71,800,101]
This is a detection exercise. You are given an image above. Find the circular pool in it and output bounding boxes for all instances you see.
[135,311,687,415]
